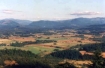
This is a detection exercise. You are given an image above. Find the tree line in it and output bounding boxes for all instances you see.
[0,39,57,47]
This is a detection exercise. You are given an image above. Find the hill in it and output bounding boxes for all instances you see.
[0,20,20,28]
[28,17,105,29]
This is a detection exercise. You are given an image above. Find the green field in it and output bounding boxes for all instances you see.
[0,45,60,55]
[27,46,54,54]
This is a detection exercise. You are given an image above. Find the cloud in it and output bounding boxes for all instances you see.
[70,11,101,16]
[2,9,22,14]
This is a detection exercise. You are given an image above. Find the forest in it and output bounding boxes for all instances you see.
[0,49,78,68]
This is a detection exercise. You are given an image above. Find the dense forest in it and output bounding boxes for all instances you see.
[49,43,105,60]
[50,49,95,60]
[79,43,105,52]
[50,50,82,60]
[0,49,78,68]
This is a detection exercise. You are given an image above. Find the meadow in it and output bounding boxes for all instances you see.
[0,31,98,55]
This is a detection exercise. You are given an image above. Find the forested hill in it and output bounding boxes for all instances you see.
[0,17,105,30]
[0,20,20,27]
[28,17,105,29]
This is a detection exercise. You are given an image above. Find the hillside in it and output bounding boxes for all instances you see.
[28,17,105,29]
[0,17,105,29]
[0,20,19,26]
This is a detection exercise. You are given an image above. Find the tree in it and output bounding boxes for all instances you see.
[53,42,57,45]
[88,50,104,68]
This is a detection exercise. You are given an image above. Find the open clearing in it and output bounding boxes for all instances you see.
[0,39,12,44]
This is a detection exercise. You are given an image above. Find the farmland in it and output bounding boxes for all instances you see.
[0,28,105,68]
[0,29,100,55]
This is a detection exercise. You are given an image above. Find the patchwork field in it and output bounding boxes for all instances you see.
[0,32,99,55]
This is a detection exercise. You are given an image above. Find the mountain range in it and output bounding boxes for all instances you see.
[0,17,105,29]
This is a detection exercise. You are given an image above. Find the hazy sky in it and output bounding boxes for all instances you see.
[0,0,105,21]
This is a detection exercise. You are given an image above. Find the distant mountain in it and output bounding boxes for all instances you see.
[28,17,105,29]
[79,24,105,33]
[29,20,60,28]
[2,18,32,25]
[0,20,20,27]
[0,17,105,29]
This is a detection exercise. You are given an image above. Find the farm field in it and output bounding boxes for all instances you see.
[0,31,99,55]
[0,45,60,55]
[0,39,12,44]
[8,36,35,42]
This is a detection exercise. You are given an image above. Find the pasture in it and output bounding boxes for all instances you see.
[0,45,60,55]
[0,32,98,55]
[0,39,12,45]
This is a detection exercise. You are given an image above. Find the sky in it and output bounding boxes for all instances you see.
[0,0,105,21]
